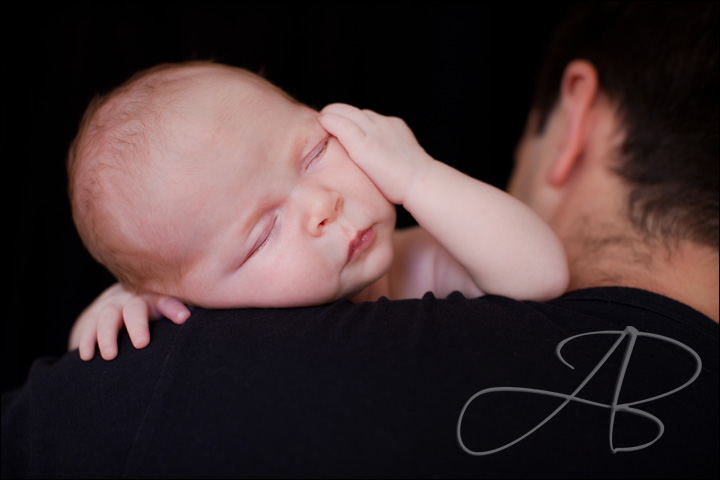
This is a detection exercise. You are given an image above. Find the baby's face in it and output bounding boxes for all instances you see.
[151,68,396,308]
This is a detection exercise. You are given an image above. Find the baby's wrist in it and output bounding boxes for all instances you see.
[401,156,441,208]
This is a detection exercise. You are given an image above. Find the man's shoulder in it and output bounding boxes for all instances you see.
[3,287,717,478]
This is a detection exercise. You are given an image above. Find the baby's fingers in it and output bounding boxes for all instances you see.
[77,325,99,361]
[96,305,124,361]
[320,103,368,121]
[153,296,191,325]
[123,297,151,350]
[319,112,367,152]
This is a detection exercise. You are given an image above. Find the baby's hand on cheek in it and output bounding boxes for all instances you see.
[68,283,191,361]
[319,103,436,205]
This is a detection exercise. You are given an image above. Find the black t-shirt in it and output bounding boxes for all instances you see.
[2,287,718,478]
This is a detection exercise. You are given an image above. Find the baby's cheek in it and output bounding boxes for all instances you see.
[262,251,339,306]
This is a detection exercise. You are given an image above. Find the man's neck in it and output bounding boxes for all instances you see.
[545,161,719,323]
[564,228,719,323]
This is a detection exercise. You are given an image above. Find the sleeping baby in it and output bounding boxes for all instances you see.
[67,61,568,360]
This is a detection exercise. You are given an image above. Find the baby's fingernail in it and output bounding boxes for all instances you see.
[101,351,117,361]
[132,334,150,349]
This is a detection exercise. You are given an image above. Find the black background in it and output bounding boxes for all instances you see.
[3,2,568,393]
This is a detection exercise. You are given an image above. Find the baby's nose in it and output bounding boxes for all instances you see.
[306,190,343,237]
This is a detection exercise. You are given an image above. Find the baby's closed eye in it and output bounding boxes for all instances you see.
[304,138,329,170]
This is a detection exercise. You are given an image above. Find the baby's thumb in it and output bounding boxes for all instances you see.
[152,296,192,325]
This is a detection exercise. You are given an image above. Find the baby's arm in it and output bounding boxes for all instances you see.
[68,283,191,361]
[320,104,568,301]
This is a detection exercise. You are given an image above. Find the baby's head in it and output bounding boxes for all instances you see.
[68,62,396,308]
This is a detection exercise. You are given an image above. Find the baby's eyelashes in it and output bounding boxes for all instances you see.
[304,138,329,170]
[243,216,278,266]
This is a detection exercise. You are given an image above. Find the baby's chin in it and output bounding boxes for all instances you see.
[342,272,390,303]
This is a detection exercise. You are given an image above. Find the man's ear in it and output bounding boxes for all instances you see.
[548,60,599,186]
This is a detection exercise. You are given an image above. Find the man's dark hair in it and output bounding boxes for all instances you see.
[532,1,718,249]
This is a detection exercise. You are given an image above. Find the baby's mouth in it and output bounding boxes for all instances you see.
[346,227,375,265]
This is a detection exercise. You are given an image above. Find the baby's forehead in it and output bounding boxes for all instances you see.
[171,67,293,129]
[126,63,315,181]
[178,73,311,143]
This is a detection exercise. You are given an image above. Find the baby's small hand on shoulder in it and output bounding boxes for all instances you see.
[68,283,191,361]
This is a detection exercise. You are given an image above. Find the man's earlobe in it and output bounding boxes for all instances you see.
[548,60,599,186]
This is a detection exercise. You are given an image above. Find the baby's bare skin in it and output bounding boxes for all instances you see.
[68,64,568,361]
